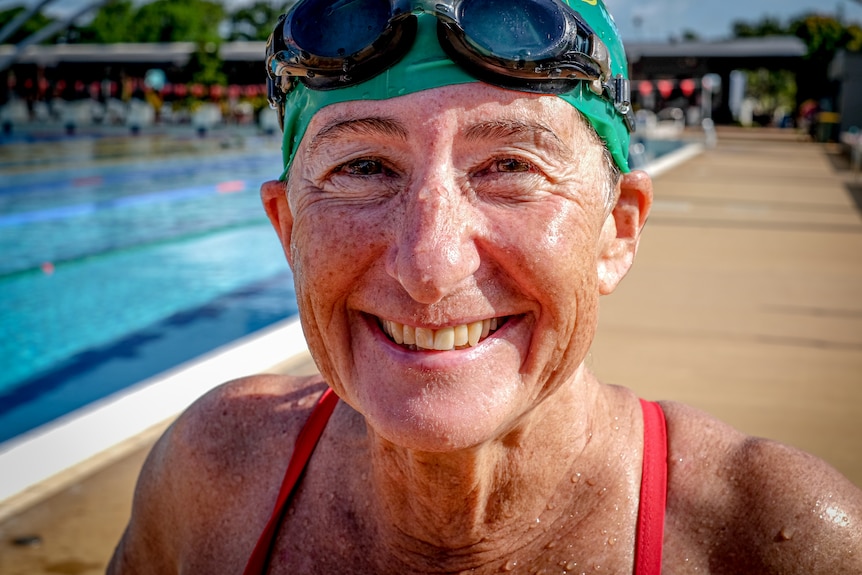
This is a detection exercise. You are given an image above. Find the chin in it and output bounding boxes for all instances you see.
[350,361,529,453]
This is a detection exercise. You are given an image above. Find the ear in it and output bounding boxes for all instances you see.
[597,170,653,295]
[260,179,295,267]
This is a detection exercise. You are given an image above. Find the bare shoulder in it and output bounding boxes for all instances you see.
[660,401,862,573]
[108,373,329,574]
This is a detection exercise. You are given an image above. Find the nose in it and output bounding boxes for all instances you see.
[385,176,480,304]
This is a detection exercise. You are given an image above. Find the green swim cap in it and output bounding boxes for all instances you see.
[279,0,631,178]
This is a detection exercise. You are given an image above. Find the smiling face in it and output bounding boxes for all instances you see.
[263,83,647,452]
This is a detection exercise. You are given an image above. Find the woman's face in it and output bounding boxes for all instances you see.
[266,83,621,451]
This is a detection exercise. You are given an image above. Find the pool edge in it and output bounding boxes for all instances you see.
[0,317,309,521]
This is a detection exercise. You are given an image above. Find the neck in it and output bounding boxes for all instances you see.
[361,368,634,572]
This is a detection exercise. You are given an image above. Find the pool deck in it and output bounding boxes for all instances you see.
[2,127,861,574]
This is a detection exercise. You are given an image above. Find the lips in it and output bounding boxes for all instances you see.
[378,317,507,351]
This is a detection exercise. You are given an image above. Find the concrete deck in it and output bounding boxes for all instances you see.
[2,128,860,574]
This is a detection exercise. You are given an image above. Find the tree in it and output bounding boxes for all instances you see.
[681,29,700,42]
[133,0,224,44]
[76,0,135,43]
[0,5,57,44]
[731,12,862,111]
[226,1,283,41]
[731,16,785,38]
[789,14,861,105]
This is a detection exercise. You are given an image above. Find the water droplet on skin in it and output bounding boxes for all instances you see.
[503,559,518,571]
[607,536,617,546]
[586,478,597,487]
[571,473,581,483]
[777,527,795,541]
[566,561,578,570]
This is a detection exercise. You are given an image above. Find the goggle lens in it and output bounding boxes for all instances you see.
[292,0,393,57]
[459,0,564,60]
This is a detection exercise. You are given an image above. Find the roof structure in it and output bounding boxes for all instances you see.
[626,36,807,62]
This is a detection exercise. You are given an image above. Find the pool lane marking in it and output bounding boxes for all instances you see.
[0,180,257,228]
[0,153,279,196]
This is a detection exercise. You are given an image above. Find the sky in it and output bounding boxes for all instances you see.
[2,0,862,42]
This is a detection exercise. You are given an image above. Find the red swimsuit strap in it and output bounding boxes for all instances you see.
[635,399,668,575]
[243,392,668,575]
[242,387,339,575]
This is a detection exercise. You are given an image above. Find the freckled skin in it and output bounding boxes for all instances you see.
[108,85,862,575]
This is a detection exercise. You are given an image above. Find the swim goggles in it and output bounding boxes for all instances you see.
[265,0,634,133]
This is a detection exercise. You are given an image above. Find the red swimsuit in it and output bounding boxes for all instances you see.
[243,389,667,575]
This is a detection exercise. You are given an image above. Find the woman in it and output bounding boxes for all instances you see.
[110,1,862,573]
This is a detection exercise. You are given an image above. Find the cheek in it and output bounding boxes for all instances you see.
[289,205,388,301]
[492,201,602,298]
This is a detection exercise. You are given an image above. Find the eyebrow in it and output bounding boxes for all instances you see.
[306,116,409,156]
[463,119,573,157]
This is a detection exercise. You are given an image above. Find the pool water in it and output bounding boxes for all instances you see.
[0,134,298,443]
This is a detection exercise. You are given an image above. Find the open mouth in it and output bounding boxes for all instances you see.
[378,317,509,351]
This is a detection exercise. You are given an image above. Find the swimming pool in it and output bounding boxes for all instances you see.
[0,134,298,443]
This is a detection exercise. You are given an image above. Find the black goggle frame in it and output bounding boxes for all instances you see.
[265,0,633,132]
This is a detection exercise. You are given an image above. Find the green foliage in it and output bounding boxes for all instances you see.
[226,1,283,41]
[731,12,862,57]
[187,41,227,86]
[680,29,700,42]
[0,5,56,44]
[790,14,852,59]
[848,24,862,52]
[744,68,797,115]
[132,0,224,44]
[78,0,136,43]
[731,16,785,38]
[730,12,862,107]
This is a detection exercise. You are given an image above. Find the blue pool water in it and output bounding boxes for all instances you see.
[0,136,298,443]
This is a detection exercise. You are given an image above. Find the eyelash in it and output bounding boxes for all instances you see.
[328,155,540,185]
[475,156,539,177]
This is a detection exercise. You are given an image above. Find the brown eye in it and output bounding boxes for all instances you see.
[340,158,384,176]
[494,158,533,173]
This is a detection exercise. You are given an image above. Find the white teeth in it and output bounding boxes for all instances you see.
[415,327,434,350]
[380,317,506,351]
[403,323,416,345]
[467,321,482,346]
[390,321,403,344]
[453,324,468,347]
[434,327,455,351]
